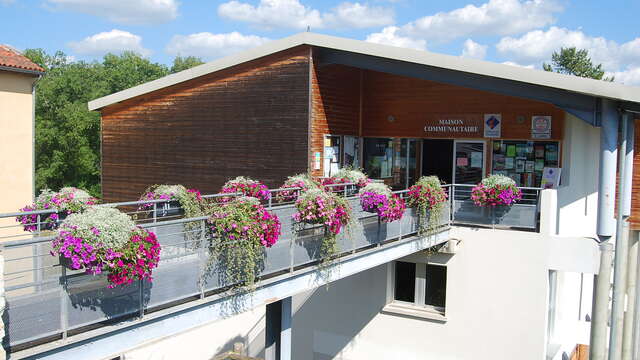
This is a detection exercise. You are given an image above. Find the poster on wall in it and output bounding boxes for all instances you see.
[541,167,562,189]
[483,114,502,138]
[532,115,552,139]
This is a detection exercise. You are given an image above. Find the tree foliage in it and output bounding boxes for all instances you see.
[543,47,614,81]
[23,50,204,197]
[171,56,205,73]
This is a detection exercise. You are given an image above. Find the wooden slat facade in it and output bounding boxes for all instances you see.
[99,46,640,227]
[100,47,311,202]
[631,119,640,229]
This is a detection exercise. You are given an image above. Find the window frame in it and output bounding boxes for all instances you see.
[384,260,448,322]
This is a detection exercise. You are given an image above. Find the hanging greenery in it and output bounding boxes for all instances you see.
[292,188,352,264]
[358,183,406,223]
[138,184,204,218]
[206,197,281,292]
[275,173,320,202]
[406,176,448,235]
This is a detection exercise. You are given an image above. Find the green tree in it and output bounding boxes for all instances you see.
[24,50,189,197]
[543,47,614,81]
[170,56,205,73]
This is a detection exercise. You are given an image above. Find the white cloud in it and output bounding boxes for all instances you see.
[166,32,271,60]
[365,26,426,51]
[461,39,487,59]
[610,67,640,86]
[68,30,151,57]
[323,2,394,29]
[376,0,561,46]
[46,0,179,25]
[217,0,393,30]
[496,27,640,72]
[501,61,535,69]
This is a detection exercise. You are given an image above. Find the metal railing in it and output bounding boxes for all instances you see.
[0,184,449,352]
[0,182,542,352]
[447,184,542,231]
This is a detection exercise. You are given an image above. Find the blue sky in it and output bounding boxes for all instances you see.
[1,0,639,84]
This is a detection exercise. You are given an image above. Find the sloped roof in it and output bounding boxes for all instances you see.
[0,45,45,74]
[88,32,640,111]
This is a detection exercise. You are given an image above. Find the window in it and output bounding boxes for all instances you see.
[490,140,560,187]
[394,261,416,303]
[385,261,448,321]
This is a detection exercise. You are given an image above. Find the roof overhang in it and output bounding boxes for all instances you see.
[88,32,640,124]
[0,65,44,76]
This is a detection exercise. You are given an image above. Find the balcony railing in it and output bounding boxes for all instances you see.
[0,183,541,353]
[0,185,450,352]
[448,184,541,231]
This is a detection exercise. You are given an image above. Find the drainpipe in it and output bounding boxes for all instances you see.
[609,111,630,360]
[622,115,636,360]
[591,99,619,360]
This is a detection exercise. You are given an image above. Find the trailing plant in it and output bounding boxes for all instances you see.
[275,173,320,202]
[221,176,271,202]
[319,176,349,194]
[51,206,161,288]
[332,167,371,188]
[359,183,405,223]
[17,187,98,232]
[207,197,281,291]
[293,188,352,263]
[407,176,448,235]
[139,184,204,217]
[321,168,370,195]
[471,175,522,207]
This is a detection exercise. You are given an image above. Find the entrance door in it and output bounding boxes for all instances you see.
[453,141,485,184]
[393,139,418,189]
[422,139,454,184]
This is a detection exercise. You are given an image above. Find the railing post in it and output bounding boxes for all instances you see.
[199,219,207,299]
[138,279,145,319]
[60,266,68,341]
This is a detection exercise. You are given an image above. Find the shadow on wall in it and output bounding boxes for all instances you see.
[291,264,388,359]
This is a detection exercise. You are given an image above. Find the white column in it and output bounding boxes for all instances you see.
[281,296,292,360]
[539,189,558,236]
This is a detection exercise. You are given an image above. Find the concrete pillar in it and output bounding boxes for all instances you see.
[623,231,638,360]
[591,242,614,360]
[265,300,281,360]
[596,99,619,239]
[265,297,292,360]
[610,112,631,360]
[281,297,292,360]
[539,189,558,236]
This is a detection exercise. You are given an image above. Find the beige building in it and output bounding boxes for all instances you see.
[0,45,44,235]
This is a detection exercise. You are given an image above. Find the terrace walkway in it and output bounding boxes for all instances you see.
[0,184,541,359]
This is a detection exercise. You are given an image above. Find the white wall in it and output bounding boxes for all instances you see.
[123,307,266,360]
[290,227,599,360]
[557,112,600,237]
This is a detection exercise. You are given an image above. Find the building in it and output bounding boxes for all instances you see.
[1,33,638,360]
[0,45,43,233]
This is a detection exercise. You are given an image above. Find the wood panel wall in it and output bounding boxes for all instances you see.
[631,119,640,229]
[100,46,311,202]
[361,70,564,139]
[309,61,360,177]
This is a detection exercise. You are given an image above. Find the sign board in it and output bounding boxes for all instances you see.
[423,114,482,138]
[541,167,561,189]
[532,115,552,139]
[483,114,501,138]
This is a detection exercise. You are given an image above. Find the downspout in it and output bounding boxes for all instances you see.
[31,74,41,201]
[610,110,630,360]
[622,115,636,360]
[591,98,619,360]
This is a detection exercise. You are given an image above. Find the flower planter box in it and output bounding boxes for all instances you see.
[154,201,184,218]
[59,254,76,271]
[40,212,68,231]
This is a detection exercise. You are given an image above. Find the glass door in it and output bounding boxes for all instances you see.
[393,139,418,190]
[453,141,485,184]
